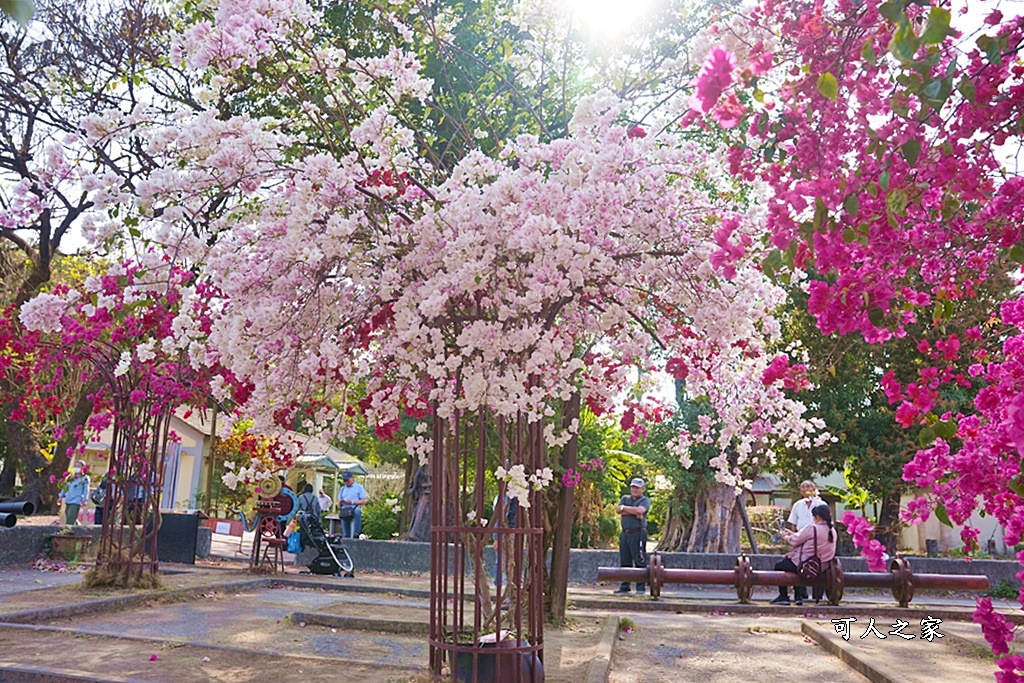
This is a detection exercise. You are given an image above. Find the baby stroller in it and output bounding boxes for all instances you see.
[296,511,354,577]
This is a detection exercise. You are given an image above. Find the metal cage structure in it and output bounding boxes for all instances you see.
[429,410,545,683]
[82,342,188,588]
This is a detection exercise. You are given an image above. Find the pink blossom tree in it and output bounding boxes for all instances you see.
[19,258,233,587]
[685,0,1024,672]
[64,0,829,665]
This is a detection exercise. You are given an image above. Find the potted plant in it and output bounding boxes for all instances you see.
[453,630,544,683]
[49,527,93,562]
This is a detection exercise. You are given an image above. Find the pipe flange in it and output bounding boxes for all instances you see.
[826,558,844,606]
[890,555,914,607]
[648,552,663,600]
[735,554,753,604]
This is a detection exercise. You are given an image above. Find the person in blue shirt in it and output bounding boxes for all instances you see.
[59,462,90,525]
[337,471,367,538]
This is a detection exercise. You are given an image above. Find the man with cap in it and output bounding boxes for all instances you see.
[614,478,651,595]
[337,471,368,538]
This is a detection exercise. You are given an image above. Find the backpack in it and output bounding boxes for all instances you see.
[298,493,318,515]
[90,484,106,506]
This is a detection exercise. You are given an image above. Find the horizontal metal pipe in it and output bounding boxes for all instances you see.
[842,573,897,589]
[598,565,988,593]
[662,569,739,585]
[748,571,809,587]
[597,567,648,582]
[0,512,16,528]
[0,501,33,516]
[912,573,989,590]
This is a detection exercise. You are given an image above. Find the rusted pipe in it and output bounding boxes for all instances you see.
[597,567,648,583]
[598,553,989,608]
[841,573,896,589]
[909,573,990,590]
[662,569,740,585]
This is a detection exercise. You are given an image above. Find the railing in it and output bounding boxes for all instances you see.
[597,553,989,607]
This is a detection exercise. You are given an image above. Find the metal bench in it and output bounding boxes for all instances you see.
[597,553,989,607]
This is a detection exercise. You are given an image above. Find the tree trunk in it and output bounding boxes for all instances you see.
[399,454,416,535]
[6,418,49,509]
[656,486,691,551]
[686,482,742,553]
[2,378,97,512]
[545,392,580,624]
[875,490,902,554]
[0,458,16,498]
[0,420,17,498]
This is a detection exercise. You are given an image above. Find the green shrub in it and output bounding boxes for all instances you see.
[986,579,1021,600]
[360,497,400,540]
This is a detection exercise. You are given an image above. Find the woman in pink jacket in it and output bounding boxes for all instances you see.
[770,504,836,605]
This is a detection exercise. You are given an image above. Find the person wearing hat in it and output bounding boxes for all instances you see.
[59,461,90,526]
[337,471,368,538]
[614,477,651,595]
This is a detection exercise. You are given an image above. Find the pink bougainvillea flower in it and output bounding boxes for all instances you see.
[984,9,1003,24]
[712,93,746,129]
[973,597,1016,656]
[666,357,689,380]
[690,45,736,114]
[842,511,887,571]
[1005,393,1024,455]
[750,50,773,75]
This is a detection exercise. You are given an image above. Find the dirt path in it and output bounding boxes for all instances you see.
[605,611,872,683]
[0,625,419,683]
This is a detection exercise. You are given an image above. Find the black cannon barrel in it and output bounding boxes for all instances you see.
[0,501,34,516]
[0,512,16,528]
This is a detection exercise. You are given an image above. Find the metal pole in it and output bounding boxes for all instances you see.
[204,408,218,515]
[736,492,758,554]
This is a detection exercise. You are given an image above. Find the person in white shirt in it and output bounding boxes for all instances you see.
[784,480,826,603]
[787,480,825,532]
[317,490,332,514]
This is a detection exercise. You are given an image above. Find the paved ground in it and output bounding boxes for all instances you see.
[0,559,1018,683]
[0,568,84,596]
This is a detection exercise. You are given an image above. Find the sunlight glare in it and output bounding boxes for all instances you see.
[564,0,657,37]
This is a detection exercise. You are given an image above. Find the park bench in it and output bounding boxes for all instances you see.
[597,553,989,607]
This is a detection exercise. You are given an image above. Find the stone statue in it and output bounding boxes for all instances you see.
[407,465,431,542]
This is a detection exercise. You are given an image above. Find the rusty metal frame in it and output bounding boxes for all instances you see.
[75,343,177,587]
[429,410,545,682]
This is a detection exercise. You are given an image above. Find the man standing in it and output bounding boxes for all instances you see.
[59,462,90,526]
[614,478,650,596]
[337,471,368,538]
[784,479,826,604]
